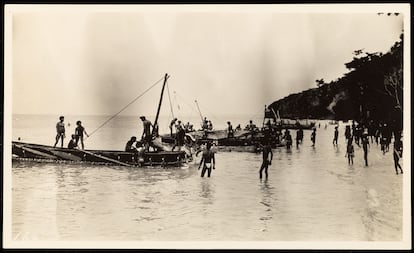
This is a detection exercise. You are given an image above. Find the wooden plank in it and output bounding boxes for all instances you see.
[78,149,132,167]
[14,144,58,159]
[49,150,83,161]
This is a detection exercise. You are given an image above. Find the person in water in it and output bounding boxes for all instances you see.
[169,118,177,137]
[227,121,234,138]
[75,120,89,150]
[198,142,215,178]
[362,131,370,166]
[393,138,403,175]
[285,129,292,149]
[140,116,153,151]
[346,139,354,165]
[53,116,65,148]
[259,141,273,179]
[345,125,352,141]
[333,126,339,146]
[310,128,316,147]
[296,127,304,147]
[68,134,78,149]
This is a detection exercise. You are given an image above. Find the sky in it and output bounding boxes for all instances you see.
[10,5,404,119]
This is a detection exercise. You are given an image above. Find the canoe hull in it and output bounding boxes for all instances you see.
[12,141,187,167]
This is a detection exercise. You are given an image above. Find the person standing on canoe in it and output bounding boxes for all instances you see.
[227,121,234,138]
[259,141,273,179]
[172,122,185,151]
[198,142,215,178]
[140,116,153,151]
[169,118,178,137]
[75,120,89,150]
[53,116,65,148]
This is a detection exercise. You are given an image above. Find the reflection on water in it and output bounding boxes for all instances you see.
[11,119,403,241]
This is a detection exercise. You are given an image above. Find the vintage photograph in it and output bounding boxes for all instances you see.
[3,4,411,249]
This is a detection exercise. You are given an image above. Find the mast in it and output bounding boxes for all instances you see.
[194,100,204,122]
[152,73,169,136]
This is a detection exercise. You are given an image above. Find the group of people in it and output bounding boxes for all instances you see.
[53,116,89,150]
[342,120,403,174]
[202,117,214,131]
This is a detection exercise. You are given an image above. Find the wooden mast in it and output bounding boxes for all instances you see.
[152,73,169,136]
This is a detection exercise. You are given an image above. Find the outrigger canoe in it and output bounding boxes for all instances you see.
[12,141,187,167]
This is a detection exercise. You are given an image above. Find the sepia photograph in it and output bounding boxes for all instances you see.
[3,3,411,249]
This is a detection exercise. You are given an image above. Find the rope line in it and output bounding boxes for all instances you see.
[87,76,165,138]
[166,80,175,119]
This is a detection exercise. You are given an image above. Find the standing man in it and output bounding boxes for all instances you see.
[169,118,178,137]
[362,132,370,166]
[333,126,339,146]
[227,121,234,138]
[259,141,273,179]
[75,120,89,150]
[140,116,153,151]
[198,142,215,178]
[53,116,65,148]
[311,128,316,147]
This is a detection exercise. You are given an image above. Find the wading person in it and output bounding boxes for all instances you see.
[345,139,354,165]
[296,127,303,147]
[53,116,65,148]
[362,132,370,166]
[68,134,77,149]
[75,120,89,150]
[333,126,339,146]
[259,141,273,179]
[393,138,403,175]
[345,125,352,141]
[310,128,316,147]
[140,116,153,151]
[285,129,292,150]
[198,142,215,178]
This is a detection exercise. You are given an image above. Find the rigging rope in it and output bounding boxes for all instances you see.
[166,79,175,119]
[87,76,165,138]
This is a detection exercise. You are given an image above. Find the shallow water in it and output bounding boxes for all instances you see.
[11,115,403,241]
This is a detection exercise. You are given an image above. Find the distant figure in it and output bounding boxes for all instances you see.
[324,123,327,129]
[169,118,178,137]
[362,132,370,166]
[259,141,273,179]
[333,126,339,146]
[198,142,215,178]
[310,128,316,147]
[374,126,381,145]
[202,117,208,130]
[393,139,403,175]
[346,139,354,165]
[345,125,352,141]
[227,121,234,138]
[248,120,256,132]
[140,116,153,151]
[235,124,242,131]
[125,136,138,152]
[68,134,77,149]
[318,123,321,128]
[53,116,65,148]
[296,127,304,147]
[285,130,292,149]
[207,120,213,130]
[75,120,89,150]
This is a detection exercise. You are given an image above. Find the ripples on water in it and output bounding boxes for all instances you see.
[11,117,403,241]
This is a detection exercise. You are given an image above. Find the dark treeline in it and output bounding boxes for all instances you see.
[269,33,403,132]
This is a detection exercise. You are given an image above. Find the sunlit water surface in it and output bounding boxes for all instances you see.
[11,115,403,241]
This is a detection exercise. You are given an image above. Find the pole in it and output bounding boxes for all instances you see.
[152,73,169,136]
[195,100,204,122]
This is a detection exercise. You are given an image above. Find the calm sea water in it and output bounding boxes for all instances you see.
[11,115,403,241]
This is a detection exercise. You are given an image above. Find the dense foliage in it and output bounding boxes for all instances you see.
[269,34,403,131]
